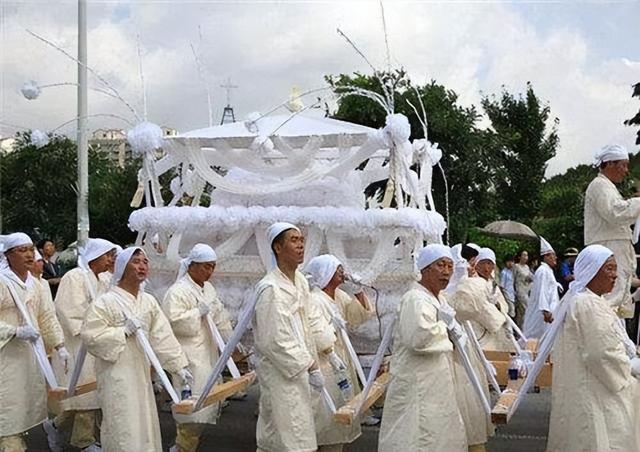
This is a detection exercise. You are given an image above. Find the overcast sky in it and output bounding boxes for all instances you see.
[1,0,639,175]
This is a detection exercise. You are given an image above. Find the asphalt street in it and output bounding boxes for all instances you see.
[25,385,551,451]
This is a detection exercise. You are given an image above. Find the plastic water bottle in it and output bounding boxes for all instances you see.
[508,353,520,380]
[336,369,353,400]
[181,383,192,400]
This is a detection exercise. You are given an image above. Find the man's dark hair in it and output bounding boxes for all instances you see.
[36,238,53,250]
[504,256,514,263]
[461,244,479,261]
[271,229,293,255]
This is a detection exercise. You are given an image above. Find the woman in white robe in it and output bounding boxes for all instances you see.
[379,244,467,452]
[81,247,190,452]
[304,255,375,451]
[547,244,640,452]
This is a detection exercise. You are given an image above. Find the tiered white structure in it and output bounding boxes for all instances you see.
[128,112,446,351]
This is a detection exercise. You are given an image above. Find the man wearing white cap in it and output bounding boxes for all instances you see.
[585,144,640,319]
[449,247,513,352]
[162,243,234,452]
[81,247,191,452]
[0,233,67,451]
[304,254,375,451]
[253,222,321,452]
[379,244,468,452]
[547,245,640,451]
[522,237,560,339]
[43,238,117,452]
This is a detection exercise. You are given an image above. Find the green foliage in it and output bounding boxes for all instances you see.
[1,131,139,247]
[624,82,640,145]
[466,228,532,265]
[481,83,559,224]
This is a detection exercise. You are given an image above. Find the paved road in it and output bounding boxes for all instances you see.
[25,386,551,451]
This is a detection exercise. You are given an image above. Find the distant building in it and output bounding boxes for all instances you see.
[89,126,177,167]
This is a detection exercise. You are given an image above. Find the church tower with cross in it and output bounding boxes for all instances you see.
[220,77,238,125]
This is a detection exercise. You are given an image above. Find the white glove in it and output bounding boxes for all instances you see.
[178,368,194,386]
[308,369,325,392]
[631,357,640,378]
[123,318,141,337]
[57,346,70,373]
[328,351,347,372]
[197,302,210,317]
[449,323,467,349]
[15,325,40,342]
[437,304,456,328]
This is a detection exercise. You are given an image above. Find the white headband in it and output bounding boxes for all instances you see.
[0,233,33,254]
[476,247,496,264]
[266,222,300,270]
[416,244,453,271]
[178,243,217,281]
[540,236,555,256]
[111,246,146,286]
[78,238,117,271]
[568,244,614,295]
[595,144,628,166]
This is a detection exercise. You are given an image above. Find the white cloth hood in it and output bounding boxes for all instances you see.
[416,244,452,271]
[568,244,614,295]
[595,144,628,165]
[266,222,300,270]
[0,233,33,253]
[111,246,146,286]
[78,238,117,271]
[177,243,217,281]
[540,236,555,256]
[477,247,496,264]
[304,254,341,289]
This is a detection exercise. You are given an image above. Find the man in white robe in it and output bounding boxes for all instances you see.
[547,244,640,452]
[449,248,513,352]
[81,247,192,452]
[584,144,640,319]
[523,237,561,339]
[253,222,322,452]
[304,254,375,452]
[0,233,68,452]
[379,244,468,452]
[45,238,117,452]
[162,243,235,452]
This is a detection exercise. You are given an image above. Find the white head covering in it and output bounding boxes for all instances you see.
[467,243,481,252]
[476,247,496,264]
[416,244,453,271]
[304,254,341,289]
[540,236,555,256]
[444,244,468,295]
[78,238,117,271]
[595,144,629,166]
[34,249,43,261]
[568,244,614,295]
[0,233,33,254]
[111,246,146,286]
[266,222,300,270]
[178,243,217,281]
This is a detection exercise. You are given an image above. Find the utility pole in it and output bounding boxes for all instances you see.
[77,0,89,245]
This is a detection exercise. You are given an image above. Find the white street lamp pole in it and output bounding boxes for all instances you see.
[77,0,89,245]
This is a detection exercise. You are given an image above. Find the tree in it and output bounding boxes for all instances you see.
[481,83,560,224]
[1,131,139,247]
[327,70,497,243]
[624,82,640,145]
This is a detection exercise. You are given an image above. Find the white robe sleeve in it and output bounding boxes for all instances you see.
[0,284,16,350]
[537,268,555,313]
[254,287,314,379]
[82,298,128,363]
[450,280,505,333]
[399,291,451,354]
[55,270,90,337]
[208,287,233,340]
[162,286,202,338]
[591,180,640,225]
[307,293,337,354]
[575,299,632,393]
[145,296,188,373]
[336,288,375,328]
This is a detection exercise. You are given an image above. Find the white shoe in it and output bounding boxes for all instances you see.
[82,443,102,452]
[43,419,63,452]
